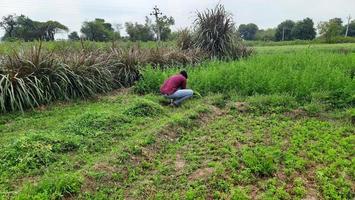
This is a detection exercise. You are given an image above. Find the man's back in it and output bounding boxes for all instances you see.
[160,74,187,95]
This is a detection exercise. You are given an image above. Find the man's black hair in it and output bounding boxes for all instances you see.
[180,70,188,79]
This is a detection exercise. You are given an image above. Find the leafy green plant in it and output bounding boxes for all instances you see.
[16,172,83,199]
[241,147,281,177]
[63,112,130,136]
[0,132,79,173]
[247,94,298,114]
[124,99,164,117]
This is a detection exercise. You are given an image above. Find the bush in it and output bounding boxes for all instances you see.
[177,28,194,50]
[16,172,83,199]
[0,45,114,113]
[194,4,252,60]
[0,132,80,174]
[241,147,281,177]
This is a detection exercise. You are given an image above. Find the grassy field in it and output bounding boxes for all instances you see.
[254,43,355,54]
[0,44,354,199]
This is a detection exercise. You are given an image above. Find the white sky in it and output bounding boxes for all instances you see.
[0,0,354,39]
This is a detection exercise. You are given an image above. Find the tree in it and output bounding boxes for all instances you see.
[0,14,17,38]
[81,18,115,41]
[149,6,175,41]
[1,14,68,41]
[346,20,355,37]
[40,20,68,41]
[291,18,316,40]
[275,20,295,41]
[156,16,175,41]
[255,28,276,41]
[125,18,154,42]
[318,18,343,42]
[238,23,259,40]
[68,31,80,40]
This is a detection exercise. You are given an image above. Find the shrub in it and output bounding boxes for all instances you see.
[194,4,251,59]
[241,147,281,177]
[0,45,114,113]
[231,187,250,200]
[246,94,298,114]
[0,132,80,174]
[177,28,194,50]
[16,172,83,199]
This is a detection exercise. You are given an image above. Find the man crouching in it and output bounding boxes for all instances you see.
[160,70,193,106]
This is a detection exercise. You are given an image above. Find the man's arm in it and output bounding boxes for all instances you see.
[181,78,187,89]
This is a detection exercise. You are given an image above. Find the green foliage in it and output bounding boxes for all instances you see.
[135,49,354,108]
[246,94,298,114]
[316,168,353,199]
[346,20,355,37]
[238,23,259,40]
[0,88,353,199]
[345,107,355,124]
[0,44,114,112]
[81,18,117,42]
[231,187,250,200]
[1,14,68,41]
[0,132,80,174]
[259,179,291,199]
[149,7,175,41]
[291,18,316,40]
[64,112,130,136]
[68,31,80,41]
[16,172,83,199]
[124,99,164,117]
[125,19,155,42]
[0,42,210,112]
[275,20,295,41]
[241,147,281,176]
[318,18,344,43]
[134,66,166,94]
[0,14,17,38]
[255,28,276,41]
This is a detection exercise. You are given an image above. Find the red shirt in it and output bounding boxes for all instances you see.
[160,74,187,95]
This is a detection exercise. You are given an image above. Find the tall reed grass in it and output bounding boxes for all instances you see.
[0,43,208,112]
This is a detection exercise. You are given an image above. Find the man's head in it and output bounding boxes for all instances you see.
[180,70,188,79]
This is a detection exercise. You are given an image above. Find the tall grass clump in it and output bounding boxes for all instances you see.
[0,41,214,112]
[194,4,252,60]
[177,28,194,50]
[0,45,114,112]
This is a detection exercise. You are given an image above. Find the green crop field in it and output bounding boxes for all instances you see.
[0,43,354,200]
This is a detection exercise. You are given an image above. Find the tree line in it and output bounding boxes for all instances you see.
[0,6,175,42]
[1,10,354,43]
[239,17,355,42]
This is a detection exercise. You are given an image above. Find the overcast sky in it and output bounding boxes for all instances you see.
[0,0,354,38]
